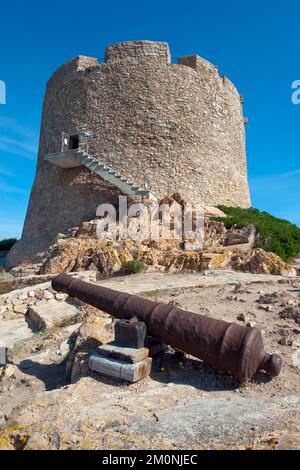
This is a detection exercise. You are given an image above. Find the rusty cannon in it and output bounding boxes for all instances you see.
[52,273,282,383]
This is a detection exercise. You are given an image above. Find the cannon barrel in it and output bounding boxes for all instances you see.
[52,273,282,383]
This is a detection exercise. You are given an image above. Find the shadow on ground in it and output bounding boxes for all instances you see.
[88,350,272,391]
[17,359,67,391]
[150,351,238,391]
[16,348,273,393]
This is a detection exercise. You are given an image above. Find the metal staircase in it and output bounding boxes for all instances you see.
[46,149,157,200]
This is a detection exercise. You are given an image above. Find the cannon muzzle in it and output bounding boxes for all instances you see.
[52,273,282,383]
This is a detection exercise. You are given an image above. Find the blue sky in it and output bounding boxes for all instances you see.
[0,0,299,239]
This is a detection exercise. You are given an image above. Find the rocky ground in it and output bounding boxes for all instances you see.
[0,203,299,450]
[0,270,300,450]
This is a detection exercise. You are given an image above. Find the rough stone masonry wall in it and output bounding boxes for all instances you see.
[7,41,251,267]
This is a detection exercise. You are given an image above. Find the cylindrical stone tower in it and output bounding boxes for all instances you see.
[7,40,251,267]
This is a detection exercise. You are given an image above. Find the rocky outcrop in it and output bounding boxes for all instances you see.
[201,252,229,269]
[26,213,296,277]
[38,237,207,275]
[39,239,132,275]
[224,224,256,247]
[36,201,227,276]
[203,220,227,252]
[6,199,297,278]
[230,249,296,276]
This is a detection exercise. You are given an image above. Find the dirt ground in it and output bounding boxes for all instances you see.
[0,270,299,450]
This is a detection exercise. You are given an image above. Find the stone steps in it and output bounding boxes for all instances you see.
[46,149,157,200]
[76,152,157,200]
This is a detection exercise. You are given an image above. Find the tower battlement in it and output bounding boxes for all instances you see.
[48,55,99,85]
[105,40,171,64]
[178,54,218,75]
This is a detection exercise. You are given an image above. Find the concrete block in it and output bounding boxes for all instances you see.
[27,301,80,330]
[98,342,149,364]
[0,344,7,366]
[114,320,146,348]
[98,337,167,364]
[89,354,152,382]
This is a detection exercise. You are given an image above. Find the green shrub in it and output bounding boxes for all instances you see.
[122,260,145,274]
[214,206,300,263]
[0,238,17,251]
[103,420,121,430]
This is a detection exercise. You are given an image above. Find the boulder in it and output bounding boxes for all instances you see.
[258,292,297,306]
[224,224,256,247]
[76,220,99,239]
[13,304,27,315]
[43,290,54,300]
[39,239,133,275]
[18,292,28,301]
[200,252,229,269]
[203,220,227,252]
[230,248,296,276]
[0,364,18,380]
[279,307,300,324]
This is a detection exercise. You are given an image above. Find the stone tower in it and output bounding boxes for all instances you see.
[7,40,251,267]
